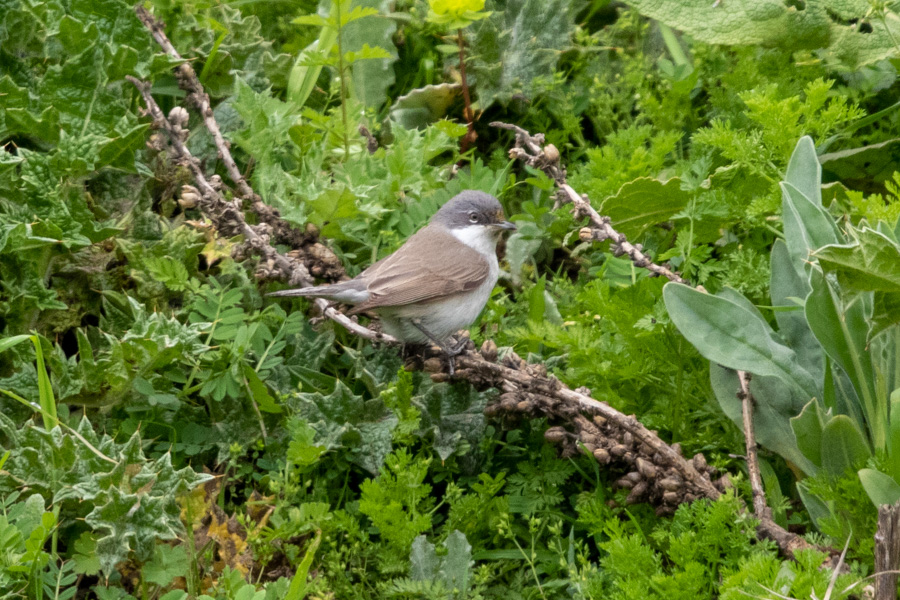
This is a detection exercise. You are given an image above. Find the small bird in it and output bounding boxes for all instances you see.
[269,191,516,370]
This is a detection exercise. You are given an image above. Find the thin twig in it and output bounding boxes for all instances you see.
[490,121,689,284]
[739,371,772,521]
[134,5,257,203]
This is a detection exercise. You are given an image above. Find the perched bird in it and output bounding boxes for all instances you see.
[269,191,516,369]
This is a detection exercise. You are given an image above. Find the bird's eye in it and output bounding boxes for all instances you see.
[468,212,479,223]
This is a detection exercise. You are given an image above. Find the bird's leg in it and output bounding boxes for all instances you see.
[448,335,470,355]
[410,319,464,376]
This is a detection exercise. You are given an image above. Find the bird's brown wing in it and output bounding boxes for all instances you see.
[348,226,490,314]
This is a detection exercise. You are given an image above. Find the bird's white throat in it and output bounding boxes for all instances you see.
[449,225,499,257]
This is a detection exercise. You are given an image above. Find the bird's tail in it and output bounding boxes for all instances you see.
[267,286,324,298]
[268,281,369,303]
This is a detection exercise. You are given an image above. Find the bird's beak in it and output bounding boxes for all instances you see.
[491,221,517,232]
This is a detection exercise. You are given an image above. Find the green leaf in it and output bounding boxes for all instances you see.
[389,84,462,130]
[619,0,900,66]
[0,335,33,354]
[468,0,575,107]
[410,535,438,581]
[596,177,691,240]
[439,530,472,592]
[242,364,282,414]
[790,399,825,468]
[858,468,900,507]
[664,283,818,399]
[820,415,871,477]
[414,381,488,461]
[288,380,397,474]
[285,530,321,600]
[797,480,832,530]
[805,269,879,448]
[344,1,397,110]
[889,388,900,482]
[293,14,330,27]
[307,188,360,240]
[288,22,338,108]
[770,240,821,380]
[72,532,101,576]
[871,292,900,340]
[784,135,822,207]
[143,544,189,587]
[814,227,900,293]
[619,0,830,47]
[781,182,840,272]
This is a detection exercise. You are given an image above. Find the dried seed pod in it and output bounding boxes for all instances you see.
[544,427,567,444]
[692,453,708,471]
[593,415,607,428]
[484,403,501,418]
[543,143,560,162]
[480,339,498,362]
[622,432,633,448]
[499,393,519,411]
[168,105,189,127]
[430,373,450,383]
[623,452,634,463]
[592,448,610,464]
[610,444,628,458]
[641,443,655,455]
[516,400,534,412]
[579,227,593,242]
[423,358,444,373]
[684,493,699,503]
[624,471,642,485]
[615,477,635,490]
[672,442,683,456]
[662,491,681,505]
[659,477,682,492]
[626,481,648,504]
[636,458,657,479]
[180,185,201,209]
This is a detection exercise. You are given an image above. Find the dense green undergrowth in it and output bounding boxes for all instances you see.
[1,0,900,597]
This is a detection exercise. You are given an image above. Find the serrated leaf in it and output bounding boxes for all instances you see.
[439,530,472,592]
[597,177,690,240]
[288,380,397,474]
[468,0,574,107]
[814,227,900,293]
[410,535,438,580]
[307,187,359,240]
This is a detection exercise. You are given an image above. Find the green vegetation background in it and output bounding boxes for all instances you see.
[1,0,899,598]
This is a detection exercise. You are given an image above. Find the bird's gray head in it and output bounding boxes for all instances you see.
[430,191,516,233]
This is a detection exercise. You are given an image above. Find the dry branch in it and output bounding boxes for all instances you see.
[738,371,772,522]
[876,502,900,600]
[132,5,814,560]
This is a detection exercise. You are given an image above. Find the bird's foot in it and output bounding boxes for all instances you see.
[447,335,471,357]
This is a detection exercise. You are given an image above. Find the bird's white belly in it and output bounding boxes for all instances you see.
[379,259,498,344]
